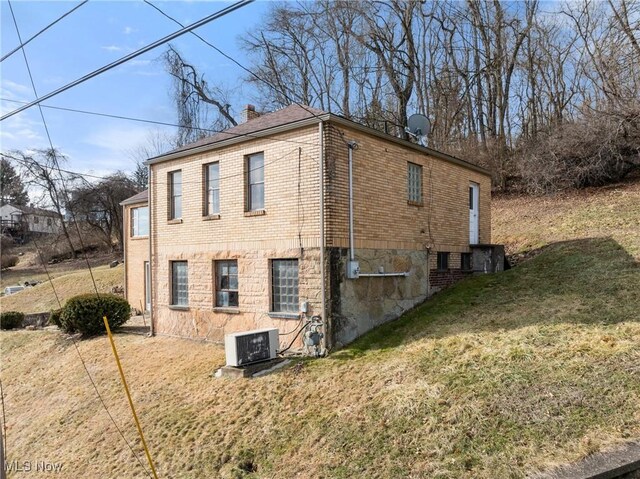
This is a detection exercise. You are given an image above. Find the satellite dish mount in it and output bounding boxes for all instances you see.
[405,114,430,147]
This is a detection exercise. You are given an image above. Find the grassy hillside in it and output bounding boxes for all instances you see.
[0,264,123,313]
[493,180,640,259]
[1,182,639,478]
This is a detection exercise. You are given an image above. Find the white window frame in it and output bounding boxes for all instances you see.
[131,206,149,237]
[204,162,220,216]
[169,170,182,220]
[246,153,264,211]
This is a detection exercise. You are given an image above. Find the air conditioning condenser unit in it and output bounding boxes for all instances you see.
[225,328,279,367]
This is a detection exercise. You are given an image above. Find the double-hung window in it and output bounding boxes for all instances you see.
[170,261,188,306]
[215,260,238,307]
[131,206,149,237]
[271,259,298,313]
[246,153,264,211]
[169,170,182,220]
[407,162,422,204]
[204,162,220,216]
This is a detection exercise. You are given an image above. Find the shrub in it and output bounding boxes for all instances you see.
[1,255,19,270]
[49,308,63,328]
[60,294,131,336]
[1,311,25,329]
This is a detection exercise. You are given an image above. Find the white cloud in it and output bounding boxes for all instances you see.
[128,59,151,67]
[101,45,123,52]
[123,26,137,35]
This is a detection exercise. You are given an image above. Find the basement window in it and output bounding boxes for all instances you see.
[437,252,449,271]
[170,261,188,306]
[461,253,473,271]
[271,259,298,313]
[215,260,238,308]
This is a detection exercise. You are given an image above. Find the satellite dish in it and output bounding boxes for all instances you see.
[407,114,430,137]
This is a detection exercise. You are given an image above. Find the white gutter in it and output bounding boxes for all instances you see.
[318,121,327,353]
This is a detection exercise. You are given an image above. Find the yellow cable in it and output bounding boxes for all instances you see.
[103,316,159,479]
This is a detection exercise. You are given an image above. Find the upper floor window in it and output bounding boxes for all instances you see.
[169,170,182,220]
[47,218,52,226]
[204,162,220,216]
[246,153,264,211]
[407,162,422,204]
[131,206,149,237]
[33,216,39,224]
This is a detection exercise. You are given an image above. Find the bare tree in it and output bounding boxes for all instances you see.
[164,44,237,146]
[3,149,78,257]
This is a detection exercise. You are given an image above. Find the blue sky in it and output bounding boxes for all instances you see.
[0,0,270,177]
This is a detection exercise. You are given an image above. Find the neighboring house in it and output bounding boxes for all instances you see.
[122,104,500,350]
[120,190,149,314]
[0,204,62,235]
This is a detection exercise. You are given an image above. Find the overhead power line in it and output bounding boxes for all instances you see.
[6,3,156,475]
[0,0,88,63]
[0,0,255,121]
[0,97,317,147]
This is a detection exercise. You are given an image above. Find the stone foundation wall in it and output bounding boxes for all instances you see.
[153,246,322,349]
[328,247,431,347]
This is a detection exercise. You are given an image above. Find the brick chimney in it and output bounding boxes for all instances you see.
[241,104,260,123]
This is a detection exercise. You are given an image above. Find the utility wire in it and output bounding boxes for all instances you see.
[6,4,154,476]
[3,144,309,186]
[1,0,255,121]
[142,0,330,130]
[0,0,88,63]
[0,97,317,147]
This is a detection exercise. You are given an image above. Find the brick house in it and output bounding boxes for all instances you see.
[121,104,496,350]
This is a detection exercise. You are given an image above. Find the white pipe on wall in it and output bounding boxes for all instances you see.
[318,121,327,353]
[347,141,357,262]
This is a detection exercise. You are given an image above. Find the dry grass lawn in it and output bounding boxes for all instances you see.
[1,181,639,478]
[0,264,124,313]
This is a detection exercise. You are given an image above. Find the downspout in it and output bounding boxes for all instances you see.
[148,165,155,336]
[347,141,357,262]
[318,121,327,353]
[343,140,362,280]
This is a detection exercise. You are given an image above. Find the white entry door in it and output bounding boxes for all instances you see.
[144,261,151,311]
[469,182,479,244]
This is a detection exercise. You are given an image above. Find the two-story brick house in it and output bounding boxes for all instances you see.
[122,104,495,350]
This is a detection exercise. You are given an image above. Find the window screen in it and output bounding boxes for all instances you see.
[271,259,298,313]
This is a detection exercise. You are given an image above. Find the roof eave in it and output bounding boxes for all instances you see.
[327,115,491,176]
[144,114,329,166]
[143,111,490,177]
[119,198,149,207]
